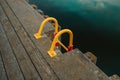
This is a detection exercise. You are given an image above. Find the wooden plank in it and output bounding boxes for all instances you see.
[3,0,61,61]
[74,49,110,80]
[0,45,8,80]
[46,49,110,80]
[6,0,54,34]
[0,3,41,80]
[5,0,55,39]
[0,22,24,80]
[0,0,58,80]
[3,0,62,79]
[47,50,97,80]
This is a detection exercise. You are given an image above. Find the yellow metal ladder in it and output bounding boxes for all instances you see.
[34,17,74,58]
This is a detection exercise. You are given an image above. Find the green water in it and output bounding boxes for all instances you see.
[29,0,120,76]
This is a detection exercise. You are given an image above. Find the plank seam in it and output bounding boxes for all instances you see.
[0,4,25,80]
[0,51,9,80]
[3,0,43,79]
[4,0,60,79]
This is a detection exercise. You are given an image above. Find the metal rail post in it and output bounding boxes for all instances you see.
[48,29,74,58]
[34,17,59,39]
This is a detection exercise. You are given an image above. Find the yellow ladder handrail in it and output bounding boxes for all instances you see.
[34,17,59,39]
[48,29,74,58]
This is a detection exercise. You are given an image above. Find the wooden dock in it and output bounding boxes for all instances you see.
[0,0,120,80]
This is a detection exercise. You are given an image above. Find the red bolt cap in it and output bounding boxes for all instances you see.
[55,42,59,46]
[68,45,73,51]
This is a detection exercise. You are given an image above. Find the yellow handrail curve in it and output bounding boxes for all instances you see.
[34,17,59,39]
[48,29,74,58]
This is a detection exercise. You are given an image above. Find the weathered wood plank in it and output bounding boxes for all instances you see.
[3,0,61,61]
[48,49,110,80]
[74,49,110,80]
[0,21,24,80]
[3,0,62,79]
[48,49,97,80]
[0,47,8,80]
[0,3,41,80]
[0,0,59,79]
[6,0,54,34]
